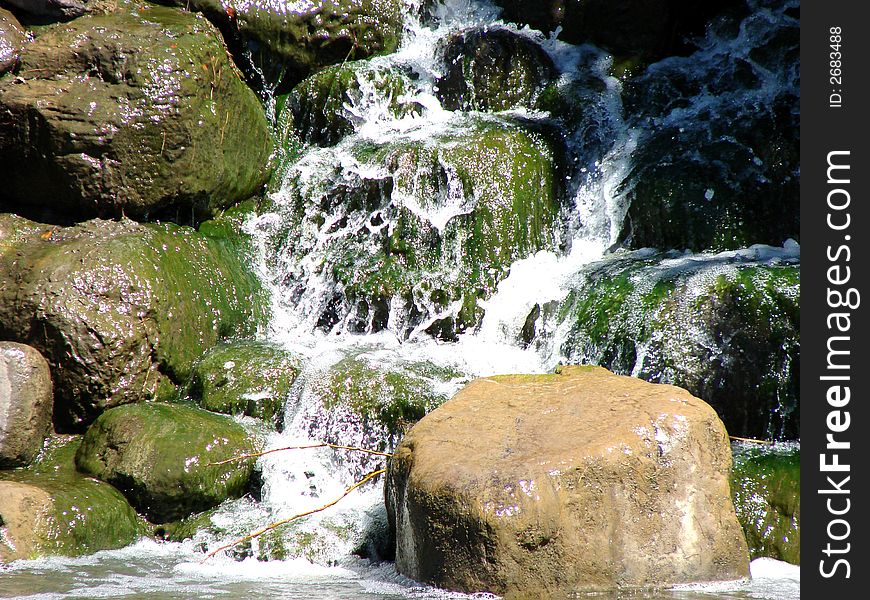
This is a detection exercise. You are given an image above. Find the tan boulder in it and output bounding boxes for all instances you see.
[385,366,749,596]
[0,342,53,468]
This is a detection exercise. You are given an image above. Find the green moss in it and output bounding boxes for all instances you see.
[731,444,800,564]
[0,435,147,557]
[185,340,301,425]
[75,403,262,523]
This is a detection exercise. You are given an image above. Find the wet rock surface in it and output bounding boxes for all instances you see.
[731,443,799,564]
[0,436,146,563]
[75,402,261,523]
[0,7,25,74]
[0,3,273,225]
[436,26,557,112]
[557,250,799,440]
[0,342,53,468]
[156,0,404,90]
[386,365,749,594]
[185,340,302,426]
[0,214,266,432]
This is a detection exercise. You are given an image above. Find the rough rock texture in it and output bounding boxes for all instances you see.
[75,402,260,523]
[386,366,749,595]
[0,7,25,74]
[288,351,465,479]
[2,0,91,23]
[619,1,798,251]
[491,0,736,60]
[731,443,799,564]
[0,436,146,563]
[436,26,557,112]
[156,0,404,90]
[557,250,799,440]
[0,342,53,468]
[288,58,419,147]
[0,214,267,432]
[0,3,273,225]
[185,340,301,426]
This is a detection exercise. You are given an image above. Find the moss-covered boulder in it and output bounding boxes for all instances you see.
[265,117,562,339]
[0,435,147,563]
[290,351,465,478]
[157,0,404,90]
[0,342,53,468]
[75,403,261,523]
[618,1,798,251]
[288,59,420,147]
[0,7,25,74]
[2,0,92,23]
[558,249,799,440]
[0,3,273,225]
[0,215,267,432]
[436,26,557,112]
[731,443,800,564]
[185,340,301,426]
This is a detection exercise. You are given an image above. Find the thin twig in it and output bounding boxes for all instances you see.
[729,435,774,445]
[200,467,386,562]
[208,442,393,466]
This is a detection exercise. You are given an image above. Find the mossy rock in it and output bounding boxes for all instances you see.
[185,340,302,426]
[157,0,404,91]
[75,403,261,523]
[436,26,557,112]
[0,2,273,225]
[618,2,798,251]
[0,7,25,74]
[0,215,267,432]
[731,443,800,564]
[559,251,799,440]
[0,435,147,563]
[269,117,563,339]
[290,351,466,479]
[287,59,420,147]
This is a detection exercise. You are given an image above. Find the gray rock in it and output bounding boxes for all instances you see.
[0,342,53,468]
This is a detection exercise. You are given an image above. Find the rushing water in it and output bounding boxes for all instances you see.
[1,0,799,597]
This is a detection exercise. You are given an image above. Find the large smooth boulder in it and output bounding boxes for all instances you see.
[263,117,562,339]
[386,366,749,595]
[156,0,404,89]
[731,443,800,564]
[0,342,53,468]
[75,402,261,523]
[436,26,557,112]
[0,3,273,225]
[0,436,146,563]
[0,7,25,74]
[0,214,267,431]
[557,248,799,440]
[185,340,302,426]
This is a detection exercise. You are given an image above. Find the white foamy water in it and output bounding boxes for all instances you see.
[1,0,799,597]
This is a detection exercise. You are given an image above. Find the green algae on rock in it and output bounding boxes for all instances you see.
[0,3,273,225]
[155,0,404,90]
[288,59,420,147]
[0,215,267,432]
[75,403,261,523]
[0,435,147,563]
[559,251,799,440]
[185,340,302,426]
[267,116,562,339]
[436,26,557,112]
[731,443,800,564]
